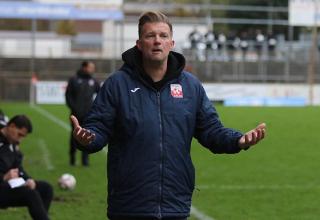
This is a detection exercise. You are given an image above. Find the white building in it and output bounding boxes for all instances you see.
[0,31,71,58]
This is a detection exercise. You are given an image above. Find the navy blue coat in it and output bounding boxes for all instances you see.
[81,49,243,219]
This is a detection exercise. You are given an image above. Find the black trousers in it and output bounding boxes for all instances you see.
[70,120,89,166]
[0,180,53,220]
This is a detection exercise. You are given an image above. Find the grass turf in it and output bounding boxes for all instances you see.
[0,102,319,220]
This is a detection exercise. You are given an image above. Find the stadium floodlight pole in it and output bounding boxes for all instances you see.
[308,0,319,106]
[267,2,273,34]
[29,18,37,106]
[111,20,117,72]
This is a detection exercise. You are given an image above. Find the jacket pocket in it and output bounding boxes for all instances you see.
[187,157,195,192]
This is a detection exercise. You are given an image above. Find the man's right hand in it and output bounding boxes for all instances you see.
[71,115,96,146]
[3,168,19,181]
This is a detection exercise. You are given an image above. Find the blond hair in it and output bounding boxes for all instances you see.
[138,11,172,38]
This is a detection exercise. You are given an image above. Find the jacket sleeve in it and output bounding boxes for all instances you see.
[65,78,77,113]
[15,151,31,180]
[18,165,31,180]
[78,77,117,153]
[0,151,7,182]
[0,165,5,183]
[194,84,243,154]
[95,79,101,93]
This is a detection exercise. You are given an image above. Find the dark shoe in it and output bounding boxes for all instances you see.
[70,156,75,166]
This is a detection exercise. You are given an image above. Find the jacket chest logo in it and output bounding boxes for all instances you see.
[88,79,95,86]
[170,84,183,98]
[77,79,95,87]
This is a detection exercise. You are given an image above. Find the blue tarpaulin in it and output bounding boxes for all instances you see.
[224,97,307,107]
[0,1,123,20]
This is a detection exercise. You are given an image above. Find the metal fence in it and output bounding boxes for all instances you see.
[0,41,319,101]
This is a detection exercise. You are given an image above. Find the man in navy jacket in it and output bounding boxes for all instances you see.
[71,11,266,220]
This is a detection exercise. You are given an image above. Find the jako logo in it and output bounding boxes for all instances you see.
[130,88,140,93]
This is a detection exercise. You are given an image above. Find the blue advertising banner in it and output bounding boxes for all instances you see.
[224,97,307,107]
[0,1,123,20]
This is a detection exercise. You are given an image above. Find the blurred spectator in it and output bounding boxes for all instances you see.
[227,32,238,51]
[255,29,265,54]
[267,32,277,58]
[226,32,240,60]
[267,33,277,51]
[204,28,217,61]
[240,32,249,58]
[232,36,241,50]
[204,29,216,50]
[188,27,202,50]
[217,32,227,50]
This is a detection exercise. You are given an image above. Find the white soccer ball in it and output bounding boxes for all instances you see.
[58,173,76,190]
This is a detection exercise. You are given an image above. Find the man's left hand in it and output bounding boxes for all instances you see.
[25,179,36,190]
[238,123,266,149]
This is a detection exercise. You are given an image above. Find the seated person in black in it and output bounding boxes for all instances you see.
[0,115,53,220]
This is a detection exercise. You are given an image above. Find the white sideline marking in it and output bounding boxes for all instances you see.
[191,205,215,220]
[198,184,320,190]
[31,105,213,219]
[31,105,70,131]
[31,105,108,156]
[38,138,55,170]
[103,148,108,155]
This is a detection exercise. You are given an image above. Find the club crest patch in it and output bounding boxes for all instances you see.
[89,79,95,86]
[170,84,183,98]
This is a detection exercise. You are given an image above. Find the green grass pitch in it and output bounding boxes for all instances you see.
[0,102,319,220]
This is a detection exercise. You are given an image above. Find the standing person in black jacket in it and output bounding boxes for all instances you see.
[0,115,53,220]
[65,61,100,166]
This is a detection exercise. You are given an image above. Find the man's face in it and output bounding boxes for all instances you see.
[84,62,95,74]
[6,124,28,145]
[136,22,174,63]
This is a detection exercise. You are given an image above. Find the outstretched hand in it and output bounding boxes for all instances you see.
[238,123,266,149]
[71,115,96,146]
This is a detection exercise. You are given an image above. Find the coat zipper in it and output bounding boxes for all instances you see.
[134,73,179,219]
[157,91,163,219]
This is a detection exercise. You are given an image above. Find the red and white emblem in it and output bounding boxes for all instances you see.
[170,84,183,98]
